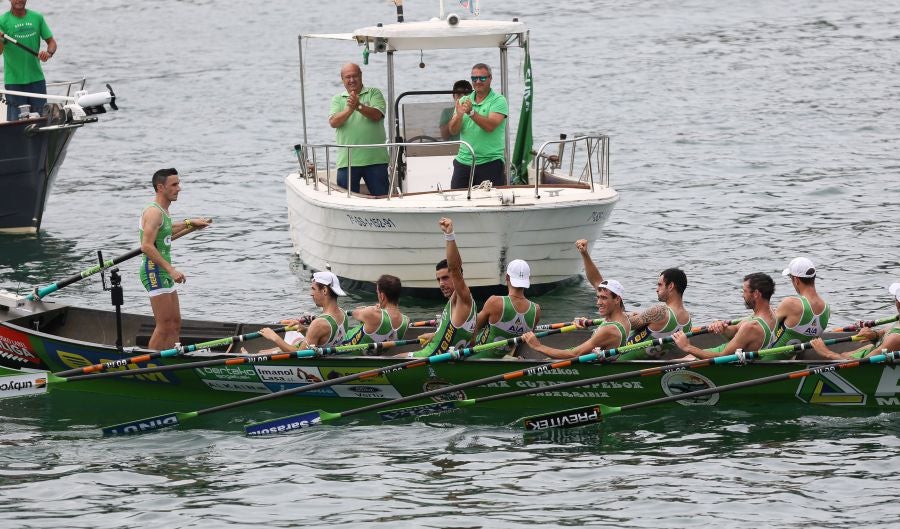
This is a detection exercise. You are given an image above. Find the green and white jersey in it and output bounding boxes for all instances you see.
[318,313,349,348]
[412,299,477,358]
[345,309,409,348]
[771,296,830,348]
[473,296,538,359]
[619,306,692,361]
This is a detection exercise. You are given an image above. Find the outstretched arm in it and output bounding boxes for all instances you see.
[576,239,602,289]
[440,218,474,324]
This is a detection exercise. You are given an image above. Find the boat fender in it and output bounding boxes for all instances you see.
[447,13,460,26]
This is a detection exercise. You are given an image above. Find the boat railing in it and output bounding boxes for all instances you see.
[294,140,477,200]
[46,78,87,98]
[532,134,610,197]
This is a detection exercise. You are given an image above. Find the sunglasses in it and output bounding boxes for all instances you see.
[470,75,490,82]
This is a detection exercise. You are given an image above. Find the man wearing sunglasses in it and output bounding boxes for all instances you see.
[447,63,508,189]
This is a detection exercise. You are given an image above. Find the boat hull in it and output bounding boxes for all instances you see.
[0,116,79,233]
[286,175,619,293]
[3,306,897,427]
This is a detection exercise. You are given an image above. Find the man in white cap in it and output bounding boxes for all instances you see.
[673,273,777,359]
[259,271,349,351]
[576,239,692,360]
[522,279,630,359]
[472,259,542,358]
[810,282,900,360]
[769,257,830,352]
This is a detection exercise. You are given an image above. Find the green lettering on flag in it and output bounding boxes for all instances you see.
[511,36,533,185]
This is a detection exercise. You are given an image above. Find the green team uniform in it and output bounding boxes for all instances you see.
[0,9,53,85]
[455,88,508,166]
[618,306,692,361]
[592,320,629,351]
[770,296,830,348]
[139,203,174,294]
[317,313,349,347]
[849,325,900,359]
[705,317,777,356]
[412,299,477,358]
[473,296,538,359]
[345,309,410,350]
[329,86,390,168]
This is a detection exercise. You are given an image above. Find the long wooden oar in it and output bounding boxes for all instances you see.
[102,322,597,436]
[27,220,211,301]
[829,315,898,333]
[447,335,867,424]
[520,347,898,432]
[53,324,293,378]
[369,323,728,423]
[369,334,861,423]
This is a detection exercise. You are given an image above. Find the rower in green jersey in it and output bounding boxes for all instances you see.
[674,272,778,359]
[139,168,211,351]
[258,271,349,352]
[345,274,410,352]
[810,282,900,360]
[768,257,830,358]
[408,218,477,358]
[473,259,542,359]
[522,279,631,359]
[574,240,692,361]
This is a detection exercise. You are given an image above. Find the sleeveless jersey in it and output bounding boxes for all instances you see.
[317,313,349,348]
[849,325,900,359]
[473,296,538,359]
[619,306,692,361]
[771,296,830,348]
[412,299,477,358]
[345,309,410,350]
[705,316,778,356]
[590,319,629,356]
[138,202,174,291]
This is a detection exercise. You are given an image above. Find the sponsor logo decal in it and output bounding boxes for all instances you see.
[661,371,719,406]
[201,380,271,394]
[196,364,261,382]
[51,346,176,384]
[0,326,40,365]
[331,384,402,399]
[246,412,321,436]
[0,372,46,395]
[795,368,866,405]
[524,406,601,431]
[875,366,900,406]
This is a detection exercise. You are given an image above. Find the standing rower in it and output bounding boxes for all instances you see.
[139,168,211,350]
[769,257,830,355]
[409,218,477,358]
[673,273,777,359]
[522,279,631,359]
[472,259,542,359]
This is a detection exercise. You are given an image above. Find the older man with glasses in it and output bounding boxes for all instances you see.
[447,63,509,189]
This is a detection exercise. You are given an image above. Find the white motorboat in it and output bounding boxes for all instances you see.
[286,9,618,294]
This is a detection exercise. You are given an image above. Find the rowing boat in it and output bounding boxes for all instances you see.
[3,291,896,430]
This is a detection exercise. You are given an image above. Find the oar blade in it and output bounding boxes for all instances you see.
[378,399,471,422]
[244,410,336,436]
[520,404,619,432]
[102,411,197,437]
[0,368,50,399]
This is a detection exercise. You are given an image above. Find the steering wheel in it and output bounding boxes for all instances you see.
[406,135,438,143]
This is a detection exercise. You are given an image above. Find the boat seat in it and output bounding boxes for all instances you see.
[135,321,241,350]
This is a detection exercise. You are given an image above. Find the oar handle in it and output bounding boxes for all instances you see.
[830,315,899,332]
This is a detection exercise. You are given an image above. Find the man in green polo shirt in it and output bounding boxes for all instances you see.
[447,63,508,189]
[328,63,390,196]
[0,0,57,121]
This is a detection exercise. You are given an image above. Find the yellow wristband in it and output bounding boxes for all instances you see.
[184,218,194,229]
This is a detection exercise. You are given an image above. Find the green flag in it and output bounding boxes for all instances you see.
[511,38,533,185]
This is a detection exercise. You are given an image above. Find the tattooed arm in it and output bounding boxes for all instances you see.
[627,304,668,331]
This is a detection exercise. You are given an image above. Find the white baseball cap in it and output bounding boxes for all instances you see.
[782,257,816,278]
[506,259,531,288]
[312,271,346,296]
[597,279,625,298]
[890,283,900,302]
